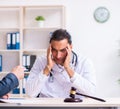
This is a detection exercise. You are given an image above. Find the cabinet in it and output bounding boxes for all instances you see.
[0,5,65,96]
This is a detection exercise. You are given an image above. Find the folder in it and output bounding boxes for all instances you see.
[22,55,30,72]
[16,32,20,49]
[23,55,36,72]
[0,55,2,72]
[30,55,36,70]
[23,74,28,94]
[23,78,26,94]
[26,55,30,71]
[22,55,26,67]
[12,33,16,49]
[12,87,20,94]
[7,33,12,49]
[22,55,28,72]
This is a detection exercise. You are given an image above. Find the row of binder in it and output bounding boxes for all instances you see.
[0,54,36,72]
[7,32,20,50]
[12,54,34,94]
[22,55,36,72]
[12,74,28,94]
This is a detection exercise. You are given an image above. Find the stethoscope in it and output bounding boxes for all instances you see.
[49,51,78,83]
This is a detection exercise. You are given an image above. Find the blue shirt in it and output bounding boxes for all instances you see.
[0,73,19,97]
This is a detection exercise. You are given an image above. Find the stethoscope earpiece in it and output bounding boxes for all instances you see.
[72,51,78,67]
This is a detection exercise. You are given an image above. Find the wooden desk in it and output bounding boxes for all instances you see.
[0,98,120,109]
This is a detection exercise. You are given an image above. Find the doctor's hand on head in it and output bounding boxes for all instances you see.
[63,44,74,78]
[43,45,55,76]
[63,44,72,69]
[47,44,55,69]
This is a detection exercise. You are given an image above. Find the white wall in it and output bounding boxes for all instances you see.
[1,0,120,98]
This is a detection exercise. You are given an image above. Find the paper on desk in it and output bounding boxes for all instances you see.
[0,98,48,104]
[0,98,60,104]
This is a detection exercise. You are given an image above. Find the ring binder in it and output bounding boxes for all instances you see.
[0,55,2,72]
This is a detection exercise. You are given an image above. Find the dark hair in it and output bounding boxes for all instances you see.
[49,29,72,44]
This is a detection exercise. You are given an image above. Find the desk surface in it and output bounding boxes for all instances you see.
[0,98,120,107]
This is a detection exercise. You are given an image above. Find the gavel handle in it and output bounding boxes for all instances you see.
[76,92,106,102]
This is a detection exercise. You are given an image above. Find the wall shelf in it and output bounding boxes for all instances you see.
[0,5,65,96]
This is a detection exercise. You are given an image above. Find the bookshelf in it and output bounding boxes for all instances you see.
[0,5,65,96]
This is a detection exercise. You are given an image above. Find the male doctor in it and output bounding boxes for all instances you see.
[26,29,96,98]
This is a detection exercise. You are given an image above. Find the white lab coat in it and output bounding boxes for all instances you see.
[26,54,96,98]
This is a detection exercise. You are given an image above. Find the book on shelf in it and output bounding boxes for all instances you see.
[30,55,36,70]
[12,86,26,94]
[16,32,20,49]
[0,55,2,72]
[23,74,29,94]
[12,74,28,94]
[12,33,16,49]
[7,33,12,49]
[12,86,20,94]
[6,32,20,50]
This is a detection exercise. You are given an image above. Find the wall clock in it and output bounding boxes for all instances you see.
[94,7,110,23]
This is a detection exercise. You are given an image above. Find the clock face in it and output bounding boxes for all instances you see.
[94,7,110,23]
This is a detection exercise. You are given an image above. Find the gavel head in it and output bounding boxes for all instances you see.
[70,87,76,99]
[64,87,82,102]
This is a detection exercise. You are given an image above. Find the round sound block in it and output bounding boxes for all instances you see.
[64,98,83,102]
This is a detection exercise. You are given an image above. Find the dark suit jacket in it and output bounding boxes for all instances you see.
[0,73,19,97]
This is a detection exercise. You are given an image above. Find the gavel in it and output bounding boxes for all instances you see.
[64,87,106,102]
